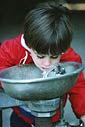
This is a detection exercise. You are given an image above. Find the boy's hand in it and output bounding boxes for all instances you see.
[80,115,85,127]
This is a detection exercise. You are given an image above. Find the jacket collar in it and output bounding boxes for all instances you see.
[21,34,31,52]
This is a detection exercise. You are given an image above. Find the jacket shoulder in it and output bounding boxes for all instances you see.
[1,34,22,47]
[61,48,82,63]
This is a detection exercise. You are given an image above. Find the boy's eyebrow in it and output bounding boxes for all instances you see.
[33,49,61,56]
[36,53,60,57]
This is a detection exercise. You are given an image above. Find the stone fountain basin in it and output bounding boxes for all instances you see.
[0,62,83,100]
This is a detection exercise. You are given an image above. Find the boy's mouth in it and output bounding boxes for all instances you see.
[41,66,50,70]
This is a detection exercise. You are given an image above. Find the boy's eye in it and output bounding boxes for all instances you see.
[37,55,45,59]
[37,55,59,59]
[50,56,59,59]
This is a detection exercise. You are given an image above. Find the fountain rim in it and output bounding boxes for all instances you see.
[0,62,84,84]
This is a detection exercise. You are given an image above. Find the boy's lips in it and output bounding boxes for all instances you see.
[41,66,50,70]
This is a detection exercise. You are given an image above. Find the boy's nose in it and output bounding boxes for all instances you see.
[44,57,51,66]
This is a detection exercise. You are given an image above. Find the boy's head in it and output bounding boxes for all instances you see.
[24,1,72,70]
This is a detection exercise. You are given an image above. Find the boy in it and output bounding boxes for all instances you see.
[0,1,85,127]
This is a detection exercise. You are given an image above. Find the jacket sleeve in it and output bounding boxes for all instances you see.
[65,49,85,118]
[0,41,13,88]
[68,72,85,118]
[61,48,85,117]
[0,39,21,88]
[0,40,17,70]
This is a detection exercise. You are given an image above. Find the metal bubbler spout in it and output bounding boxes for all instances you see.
[42,63,66,78]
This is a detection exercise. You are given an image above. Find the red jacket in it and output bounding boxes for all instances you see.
[0,34,85,124]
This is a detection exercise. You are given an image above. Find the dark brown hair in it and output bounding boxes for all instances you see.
[24,1,72,55]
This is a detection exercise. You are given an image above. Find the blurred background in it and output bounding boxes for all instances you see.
[0,0,85,127]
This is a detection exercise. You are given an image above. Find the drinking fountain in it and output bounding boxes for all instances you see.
[0,62,84,127]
